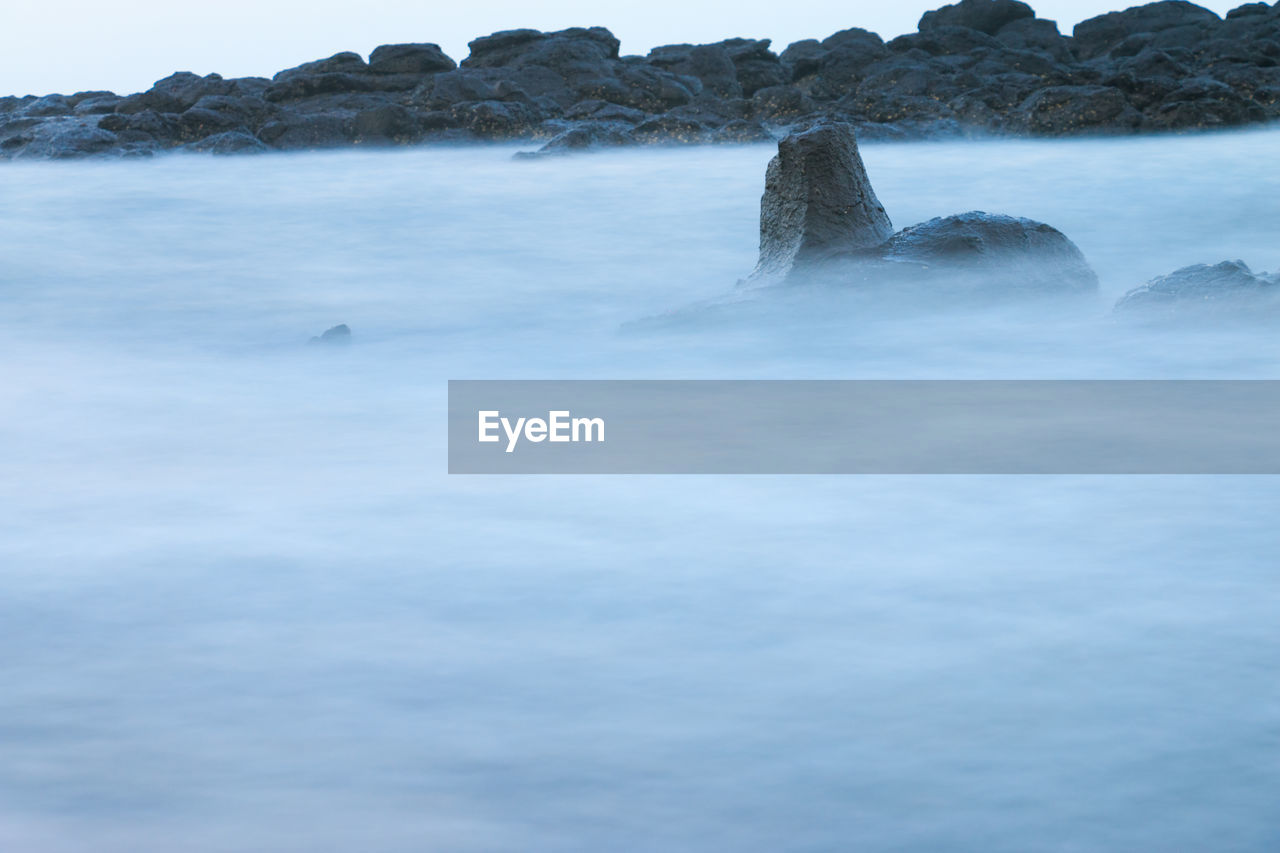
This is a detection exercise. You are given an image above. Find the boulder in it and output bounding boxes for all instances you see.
[462,27,619,70]
[354,104,422,143]
[871,211,1099,294]
[1072,2,1221,59]
[115,72,235,114]
[918,0,1036,36]
[993,16,1069,51]
[714,38,789,96]
[368,43,456,74]
[1225,3,1271,19]
[1115,260,1280,318]
[748,121,892,282]
[646,44,743,98]
[275,52,368,79]
[1014,85,1141,133]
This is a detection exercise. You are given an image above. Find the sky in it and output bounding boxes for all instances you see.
[3,0,1248,97]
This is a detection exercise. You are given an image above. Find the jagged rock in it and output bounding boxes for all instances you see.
[1072,1,1222,60]
[918,0,1036,35]
[715,38,789,96]
[1114,260,1280,318]
[749,122,892,282]
[115,72,235,114]
[646,44,743,98]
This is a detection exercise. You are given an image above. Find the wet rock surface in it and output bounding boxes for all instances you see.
[4,1,1280,160]
[1114,260,1280,318]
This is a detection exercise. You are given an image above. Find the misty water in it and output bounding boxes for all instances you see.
[2,128,1279,851]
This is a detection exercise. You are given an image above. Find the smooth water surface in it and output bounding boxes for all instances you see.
[1,129,1278,851]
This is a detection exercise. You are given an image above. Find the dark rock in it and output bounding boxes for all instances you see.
[1226,3,1271,18]
[870,211,1098,294]
[751,85,817,119]
[749,121,892,282]
[1073,1,1221,59]
[72,94,123,115]
[275,52,368,79]
[187,130,268,154]
[265,72,379,102]
[22,95,74,117]
[368,43,456,74]
[116,72,235,114]
[9,118,120,159]
[464,27,620,69]
[646,44,743,98]
[309,324,352,345]
[919,0,1036,35]
[258,113,354,149]
[1015,84,1141,133]
[715,38,789,96]
[6,6,1280,159]
[354,104,421,142]
[1144,75,1266,128]
[630,115,710,144]
[713,119,775,142]
[564,100,646,122]
[993,18,1073,60]
[890,26,1003,55]
[1114,260,1280,318]
[450,99,543,138]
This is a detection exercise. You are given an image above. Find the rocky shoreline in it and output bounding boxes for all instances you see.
[3,0,1279,160]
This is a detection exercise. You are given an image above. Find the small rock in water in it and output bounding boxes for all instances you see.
[308,324,352,345]
[1114,260,1280,320]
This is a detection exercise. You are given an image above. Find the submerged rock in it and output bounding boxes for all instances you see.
[749,122,892,282]
[309,324,352,345]
[870,211,1098,295]
[1114,260,1280,319]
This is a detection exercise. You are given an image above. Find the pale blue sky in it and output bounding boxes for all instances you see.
[4,0,1245,97]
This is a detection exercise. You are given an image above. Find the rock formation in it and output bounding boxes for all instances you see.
[744,121,1098,296]
[749,122,892,282]
[3,1,1280,159]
